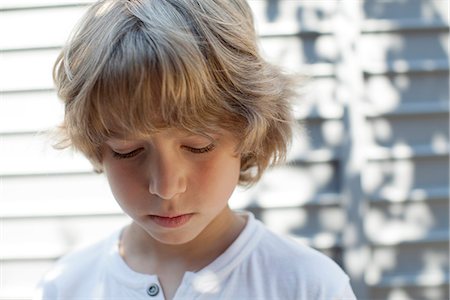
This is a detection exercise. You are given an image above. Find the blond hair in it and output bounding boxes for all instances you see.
[54,0,298,185]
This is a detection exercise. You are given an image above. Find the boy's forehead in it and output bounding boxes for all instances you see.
[105,127,222,142]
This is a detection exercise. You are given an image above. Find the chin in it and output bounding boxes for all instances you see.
[151,231,198,245]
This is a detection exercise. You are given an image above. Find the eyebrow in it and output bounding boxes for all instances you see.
[105,139,139,148]
[105,128,222,144]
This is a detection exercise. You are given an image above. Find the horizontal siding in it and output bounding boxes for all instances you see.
[0,0,92,10]
[0,134,92,175]
[0,49,59,91]
[365,72,448,104]
[360,31,448,62]
[2,174,119,218]
[366,200,449,244]
[360,1,449,299]
[2,216,129,261]
[0,6,87,50]
[1,260,55,299]
[367,242,449,283]
[0,91,63,134]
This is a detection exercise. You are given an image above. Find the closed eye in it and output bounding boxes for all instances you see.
[183,143,216,154]
[112,148,144,159]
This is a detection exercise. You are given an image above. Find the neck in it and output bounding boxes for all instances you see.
[120,208,246,274]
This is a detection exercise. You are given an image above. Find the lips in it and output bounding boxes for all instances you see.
[149,213,194,228]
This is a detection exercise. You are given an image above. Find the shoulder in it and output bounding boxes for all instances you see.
[33,229,121,299]
[259,227,345,276]
[250,222,353,299]
[55,229,118,274]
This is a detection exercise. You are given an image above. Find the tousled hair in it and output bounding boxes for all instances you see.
[54,0,298,185]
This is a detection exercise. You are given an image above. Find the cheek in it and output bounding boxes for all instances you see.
[104,163,143,205]
[196,155,241,199]
[221,157,241,186]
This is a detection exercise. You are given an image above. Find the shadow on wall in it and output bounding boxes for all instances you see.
[242,1,450,299]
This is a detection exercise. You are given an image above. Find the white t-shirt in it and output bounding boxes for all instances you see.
[34,212,356,300]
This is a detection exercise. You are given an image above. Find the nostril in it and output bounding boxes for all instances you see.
[147,151,187,200]
[148,176,187,200]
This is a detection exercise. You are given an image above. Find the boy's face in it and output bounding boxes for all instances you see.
[101,128,241,245]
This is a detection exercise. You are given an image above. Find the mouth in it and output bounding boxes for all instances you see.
[149,213,194,228]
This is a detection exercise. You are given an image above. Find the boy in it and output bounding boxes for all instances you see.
[35,0,356,299]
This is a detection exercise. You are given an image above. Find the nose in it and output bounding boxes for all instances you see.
[148,151,187,200]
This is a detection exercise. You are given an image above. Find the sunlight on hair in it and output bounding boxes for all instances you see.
[95,1,115,17]
[53,0,298,185]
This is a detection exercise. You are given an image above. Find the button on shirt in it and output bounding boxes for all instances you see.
[147,284,160,297]
[34,212,356,300]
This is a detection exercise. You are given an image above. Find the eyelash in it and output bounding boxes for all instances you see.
[112,148,143,159]
[112,144,216,159]
[183,143,216,154]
